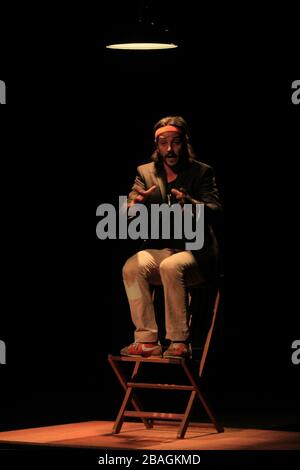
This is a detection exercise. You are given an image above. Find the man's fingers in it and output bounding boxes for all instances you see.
[133,185,144,194]
[171,188,184,199]
[132,184,157,203]
[134,184,157,196]
[144,184,157,195]
[171,188,181,196]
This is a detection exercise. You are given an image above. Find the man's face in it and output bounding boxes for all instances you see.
[156,131,184,167]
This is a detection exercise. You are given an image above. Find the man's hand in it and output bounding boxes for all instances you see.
[171,187,203,207]
[170,188,186,204]
[129,184,157,206]
[171,187,194,206]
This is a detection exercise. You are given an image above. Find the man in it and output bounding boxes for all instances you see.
[121,116,222,358]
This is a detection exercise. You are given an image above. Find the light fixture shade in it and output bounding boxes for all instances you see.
[105,7,178,51]
[106,42,177,51]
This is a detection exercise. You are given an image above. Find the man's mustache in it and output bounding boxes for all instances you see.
[166,153,177,158]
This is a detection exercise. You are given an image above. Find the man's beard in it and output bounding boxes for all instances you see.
[160,152,182,172]
[154,149,189,172]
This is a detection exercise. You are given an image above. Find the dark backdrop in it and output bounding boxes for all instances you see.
[0,1,299,431]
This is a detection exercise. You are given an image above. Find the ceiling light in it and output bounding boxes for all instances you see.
[105,1,178,51]
[106,42,177,51]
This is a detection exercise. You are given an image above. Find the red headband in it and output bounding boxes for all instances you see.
[154,125,182,139]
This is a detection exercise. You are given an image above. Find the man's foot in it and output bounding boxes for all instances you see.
[163,342,192,359]
[120,342,162,358]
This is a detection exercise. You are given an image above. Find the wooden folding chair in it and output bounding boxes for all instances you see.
[108,282,224,439]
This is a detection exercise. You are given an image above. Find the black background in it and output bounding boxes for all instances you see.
[0,0,299,439]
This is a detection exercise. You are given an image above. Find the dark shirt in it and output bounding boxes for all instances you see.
[144,177,186,251]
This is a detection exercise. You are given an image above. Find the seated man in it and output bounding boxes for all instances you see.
[121,115,222,359]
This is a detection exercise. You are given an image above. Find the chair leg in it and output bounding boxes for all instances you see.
[113,385,135,434]
[182,360,224,434]
[177,390,197,438]
[196,388,224,434]
[108,357,153,431]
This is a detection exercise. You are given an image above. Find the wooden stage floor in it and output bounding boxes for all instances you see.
[0,421,299,450]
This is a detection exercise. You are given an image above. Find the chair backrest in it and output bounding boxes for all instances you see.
[198,288,220,377]
[188,274,223,377]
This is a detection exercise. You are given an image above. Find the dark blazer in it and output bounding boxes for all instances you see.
[128,160,223,280]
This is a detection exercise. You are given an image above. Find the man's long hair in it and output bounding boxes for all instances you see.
[151,116,197,168]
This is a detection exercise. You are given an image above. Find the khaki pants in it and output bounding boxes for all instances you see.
[122,249,204,343]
